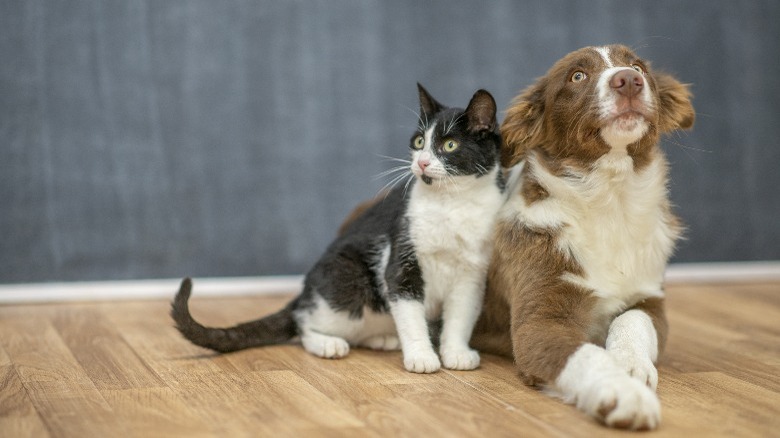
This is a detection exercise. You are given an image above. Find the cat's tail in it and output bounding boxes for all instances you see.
[171,277,298,353]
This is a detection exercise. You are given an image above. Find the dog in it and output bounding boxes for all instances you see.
[470,44,694,430]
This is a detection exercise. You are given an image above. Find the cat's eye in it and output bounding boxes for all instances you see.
[412,135,425,150]
[631,64,645,75]
[443,140,459,152]
[570,71,587,82]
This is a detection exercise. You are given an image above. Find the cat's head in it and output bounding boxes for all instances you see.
[410,84,501,186]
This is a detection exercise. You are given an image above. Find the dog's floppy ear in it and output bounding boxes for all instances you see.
[500,81,546,168]
[655,72,695,133]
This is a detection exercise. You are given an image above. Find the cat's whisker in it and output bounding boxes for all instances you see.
[444,112,465,136]
[378,171,412,195]
[441,171,460,196]
[373,165,411,181]
[422,108,430,131]
[402,174,415,198]
[401,105,426,131]
[376,154,412,165]
[392,171,413,187]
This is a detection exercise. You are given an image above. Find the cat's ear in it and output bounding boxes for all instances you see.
[417,83,444,120]
[465,89,497,134]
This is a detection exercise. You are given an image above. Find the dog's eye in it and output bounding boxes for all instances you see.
[570,71,587,82]
[631,64,645,75]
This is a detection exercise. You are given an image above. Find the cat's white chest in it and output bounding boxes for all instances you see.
[405,175,503,317]
[407,178,500,261]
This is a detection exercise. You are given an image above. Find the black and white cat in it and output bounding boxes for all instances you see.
[171,84,505,373]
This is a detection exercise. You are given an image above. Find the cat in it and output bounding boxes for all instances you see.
[171,84,505,373]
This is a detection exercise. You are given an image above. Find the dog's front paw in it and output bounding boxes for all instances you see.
[403,349,441,374]
[609,349,658,391]
[578,374,661,430]
[440,347,480,370]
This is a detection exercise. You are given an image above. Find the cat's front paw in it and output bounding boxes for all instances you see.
[440,347,480,370]
[403,350,441,373]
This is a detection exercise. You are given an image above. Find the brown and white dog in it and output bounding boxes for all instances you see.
[471,44,694,430]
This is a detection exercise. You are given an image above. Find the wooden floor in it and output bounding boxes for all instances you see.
[1,281,778,437]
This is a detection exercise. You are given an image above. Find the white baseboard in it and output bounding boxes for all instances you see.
[664,261,780,284]
[0,276,304,304]
[0,261,778,304]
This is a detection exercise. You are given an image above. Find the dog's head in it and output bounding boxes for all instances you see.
[501,44,694,169]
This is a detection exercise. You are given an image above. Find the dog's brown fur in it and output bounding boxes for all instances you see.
[471,44,694,429]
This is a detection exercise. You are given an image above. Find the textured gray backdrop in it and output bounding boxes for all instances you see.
[2,1,779,283]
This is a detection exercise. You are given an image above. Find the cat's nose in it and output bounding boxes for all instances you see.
[418,158,430,171]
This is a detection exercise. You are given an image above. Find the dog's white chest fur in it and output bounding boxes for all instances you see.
[406,172,503,317]
[508,151,678,315]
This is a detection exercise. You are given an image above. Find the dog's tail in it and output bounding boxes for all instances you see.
[171,278,298,353]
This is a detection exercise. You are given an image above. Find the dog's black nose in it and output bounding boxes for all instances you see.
[610,70,644,98]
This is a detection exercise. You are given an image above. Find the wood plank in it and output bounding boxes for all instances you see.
[664,284,780,392]
[50,307,165,390]
[98,303,294,435]
[0,365,51,438]
[242,370,366,431]
[98,387,212,437]
[100,301,242,379]
[0,316,121,437]
[660,371,780,438]
[669,283,780,336]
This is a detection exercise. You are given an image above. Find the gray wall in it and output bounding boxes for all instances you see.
[2,1,779,283]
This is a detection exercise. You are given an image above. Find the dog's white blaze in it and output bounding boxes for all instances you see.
[595,46,614,68]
